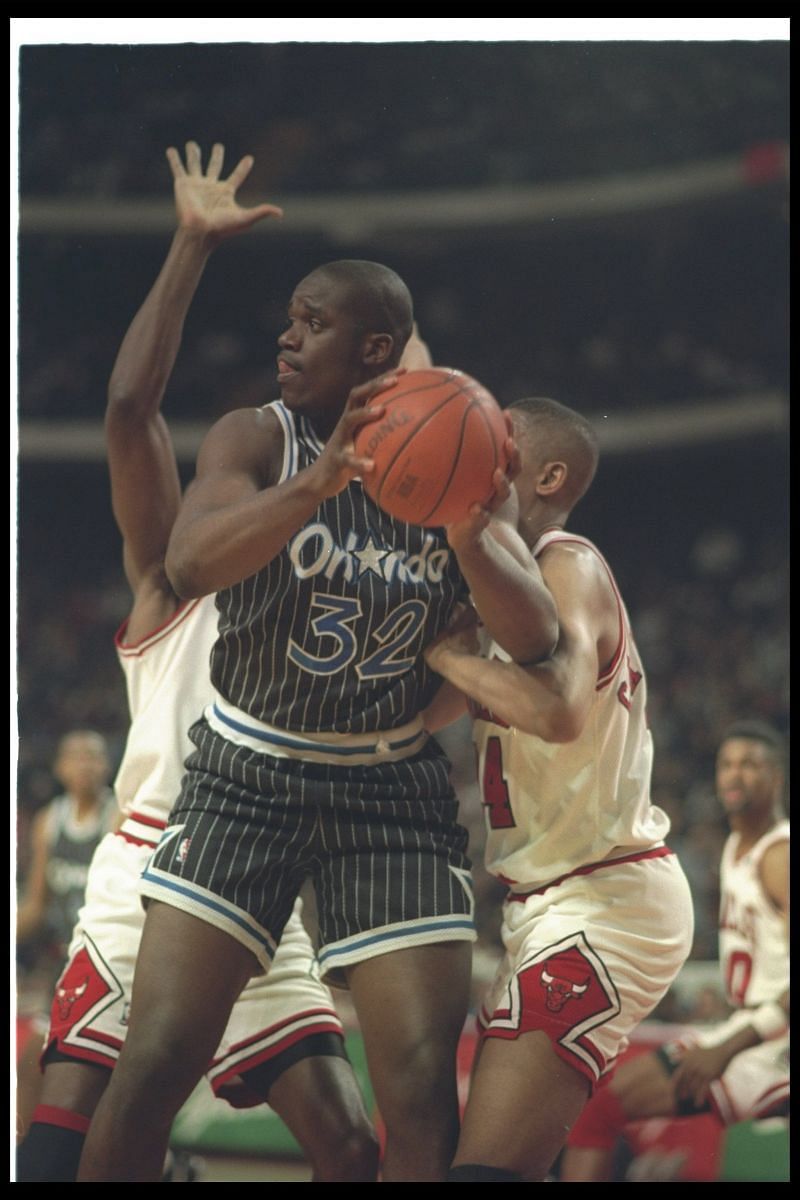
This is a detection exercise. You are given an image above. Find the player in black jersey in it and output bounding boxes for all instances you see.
[80,141,492,1183]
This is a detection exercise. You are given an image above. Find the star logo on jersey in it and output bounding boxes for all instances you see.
[353,534,389,577]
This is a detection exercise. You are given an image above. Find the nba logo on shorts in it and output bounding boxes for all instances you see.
[177,836,191,864]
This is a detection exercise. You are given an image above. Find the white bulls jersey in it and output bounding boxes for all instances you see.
[718,820,789,1008]
[113,596,218,824]
[472,531,670,890]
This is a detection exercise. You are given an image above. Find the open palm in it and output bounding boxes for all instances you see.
[167,140,282,242]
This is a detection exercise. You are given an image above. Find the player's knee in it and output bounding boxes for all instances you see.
[383,1034,458,1120]
[312,1122,380,1183]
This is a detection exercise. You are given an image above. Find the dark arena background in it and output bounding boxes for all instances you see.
[13,20,788,1183]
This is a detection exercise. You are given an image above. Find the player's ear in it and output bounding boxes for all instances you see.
[362,332,394,367]
[536,460,567,496]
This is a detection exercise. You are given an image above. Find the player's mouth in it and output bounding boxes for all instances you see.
[277,356,301,382]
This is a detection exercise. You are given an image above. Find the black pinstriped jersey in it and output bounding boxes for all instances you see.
[210,401,467,733]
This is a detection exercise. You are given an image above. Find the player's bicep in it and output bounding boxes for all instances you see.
[173,407,282,525]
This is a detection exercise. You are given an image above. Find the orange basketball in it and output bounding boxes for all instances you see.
[355,368,509,527]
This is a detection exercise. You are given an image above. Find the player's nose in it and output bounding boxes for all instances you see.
[278,322,301,350]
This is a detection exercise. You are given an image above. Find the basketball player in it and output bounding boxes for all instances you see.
[79,140,509,1183]
[424,397,694,1182]
[560,720,789,1181]
[16,731,116,1141]
[17,732,116,972]
[17,144,379,1182]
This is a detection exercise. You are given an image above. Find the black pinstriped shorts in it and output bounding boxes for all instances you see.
[140,719,476,985]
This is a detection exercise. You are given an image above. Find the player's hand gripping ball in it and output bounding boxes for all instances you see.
[355,368,510,526]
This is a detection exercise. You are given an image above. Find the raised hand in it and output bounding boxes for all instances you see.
[167,140,283,243]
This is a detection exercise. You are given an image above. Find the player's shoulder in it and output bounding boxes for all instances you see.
[196,402,284,479]
[537,534,617,598]
[204,401,283,443]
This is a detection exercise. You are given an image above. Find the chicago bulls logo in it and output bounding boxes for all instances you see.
[56,975,90,1020]
[540,951,592,1012]
[486,933,622,1082]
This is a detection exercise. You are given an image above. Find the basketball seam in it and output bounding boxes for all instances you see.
[419,398,499,525]
[372,379,474,510]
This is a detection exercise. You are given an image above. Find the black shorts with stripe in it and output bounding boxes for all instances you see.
[141,719,476,984]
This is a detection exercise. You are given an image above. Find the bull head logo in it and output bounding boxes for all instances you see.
[56,976,89,1020]
[540,955,591,1013]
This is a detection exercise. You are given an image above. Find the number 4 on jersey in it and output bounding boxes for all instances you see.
[481,736,516,829]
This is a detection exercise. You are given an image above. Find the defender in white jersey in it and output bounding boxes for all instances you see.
[16,142,378,1183]
[562,720,789,1181]
[425,397,693,1182]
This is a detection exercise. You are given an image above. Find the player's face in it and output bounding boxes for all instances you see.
[55,734,110,796]
[715,737,781,820]
[277,273,369,431]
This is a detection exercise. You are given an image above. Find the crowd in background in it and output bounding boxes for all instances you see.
[19,42,787,196]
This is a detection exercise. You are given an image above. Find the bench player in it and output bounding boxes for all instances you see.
[560,719,789,1181]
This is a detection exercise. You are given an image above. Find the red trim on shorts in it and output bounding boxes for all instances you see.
[115,598,202,655]
[752,1083,791,1119]
[506,846,674,901]
[208,1020,344,1097]
[215,1006,342,1061]
[482,1022,603,1090]
[116,831,160,847]
[116,811,167,847]
[43,1026,123,1073]
[32,1104,92,1134]
[127,811,167,829]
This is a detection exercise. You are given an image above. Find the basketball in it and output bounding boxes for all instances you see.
[355,367,509,527]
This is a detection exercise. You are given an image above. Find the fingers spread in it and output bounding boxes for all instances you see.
[227,154,255,191]
[166,146,186,179]
[185,141,202,175]
[207,142,225,180]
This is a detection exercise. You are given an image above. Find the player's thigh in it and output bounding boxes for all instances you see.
[347,941,471,1100]
[124,900,258,1070]
[207,899,344,1100]
[456,1029,590,1180]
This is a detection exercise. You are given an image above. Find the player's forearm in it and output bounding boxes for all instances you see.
[106,228,213,425]
[430,648,584,742]
[165,468,330,597]
[454,533,558,664]
[421,679,469,733]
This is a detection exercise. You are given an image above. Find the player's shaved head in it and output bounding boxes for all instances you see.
[308,260,414,366]
[509,396,599,508]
